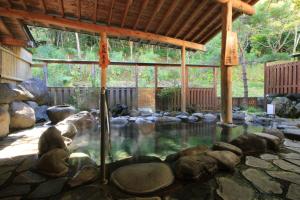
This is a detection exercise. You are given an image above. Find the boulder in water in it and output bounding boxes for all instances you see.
[47,105,76,124]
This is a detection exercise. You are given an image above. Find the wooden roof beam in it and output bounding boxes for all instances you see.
[214,0,255,15]
[121,0,133,27]
[59,0,64,17]
[5,0,11,8]
[0,8,205,51]
[165,0,194,36]
[94,0,98,23]
[173,0,208,38]
[183,4,219,40]
[133,0,149,29]
[155,0,179,34]
[77,0,81,20]
[108,0,115,25]
[21,0,27,10]
[0,17,12,36]
[144,0,164,32]
[0,36,28,46]
[41,0,46,13]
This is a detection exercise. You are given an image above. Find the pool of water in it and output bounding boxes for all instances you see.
[69,121,265,164]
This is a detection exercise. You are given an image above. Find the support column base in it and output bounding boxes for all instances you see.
[217,122,238,128]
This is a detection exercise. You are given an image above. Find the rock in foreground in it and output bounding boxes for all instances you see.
[111,163,174,194]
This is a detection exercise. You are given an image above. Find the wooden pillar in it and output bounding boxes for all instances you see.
[213,67,218,111]
[43,63,48,86]
[181,46,187,112]
[135,64,138,109]
[220,0,233,124]
[154,65,158,111]
[99,32,109,184]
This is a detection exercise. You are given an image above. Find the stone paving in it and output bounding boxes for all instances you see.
[1,126,300,199]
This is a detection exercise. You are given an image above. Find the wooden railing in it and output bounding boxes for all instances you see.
[265,61,300,95]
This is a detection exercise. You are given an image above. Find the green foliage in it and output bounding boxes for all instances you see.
[157,87,180,99]
[246,106,264,114]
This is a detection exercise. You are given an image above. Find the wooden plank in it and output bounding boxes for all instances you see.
[144,0,164,32]
[181,46,186,112]
[155,0,179,34]
[108,0,115,25]
[121,0,133,27]
[133,0,149,29]
[94,0,98,23]
[0,36,28,47]
[0,8,205,51]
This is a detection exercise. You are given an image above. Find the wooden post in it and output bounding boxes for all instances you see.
[43,63,48,86]
[181,46,187,112]
[220,0,233,124]
[213,67,218,111]
[135,64,138,109]
[99,32,109,184]
[154,65,158,111]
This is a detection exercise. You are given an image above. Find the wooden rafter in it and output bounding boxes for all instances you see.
[155,0,179,34]
[193,15,222,42]
[0,7,205,51]
[183,4,219,40]
[94,0,98,23]
[59,0,64,17]
[121,0,133,27]
[133,0,149,29]
[173,0,208,38]
[108,0,115,25]
[0,17,12,36]
[77,0,81,20]
[41,0,46,13]
[165,0,194,36]
[20,0,27,10]
[190,8,222,41]
[5,0,11,8]
[144,0,164,32]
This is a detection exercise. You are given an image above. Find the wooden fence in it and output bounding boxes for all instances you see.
[265,61,300,95]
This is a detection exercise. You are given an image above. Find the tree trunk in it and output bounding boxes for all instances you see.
[75,32,81,59]
[240,51,249,108]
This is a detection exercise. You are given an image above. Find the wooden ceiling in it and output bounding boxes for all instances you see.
[0,0,259,50]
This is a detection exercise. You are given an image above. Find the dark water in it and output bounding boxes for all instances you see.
[70,122,265,165]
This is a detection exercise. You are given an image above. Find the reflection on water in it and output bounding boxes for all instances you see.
[70,122,264,164]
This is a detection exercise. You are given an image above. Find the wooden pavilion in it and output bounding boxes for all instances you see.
[0,0,260,182]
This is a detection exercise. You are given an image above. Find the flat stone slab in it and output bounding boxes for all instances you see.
[16,155,37,173]
[0,185,31,198]
[111,163,174,194]
[212,142,242,156]
[242,168,282,194]
[0,172,12,186]
[285,159,300,166]
[287,184,300,200]
[280,153,300,160]
[13,171,46,184]
[245,156,273,169]
[0,166,15,176]
[273,159,300,173]
[260,154,279,160]
[216,177,255,200]
[28,177,68,198]
[266,170,300,185]
[284,139,300,148]
[283,129,300,136]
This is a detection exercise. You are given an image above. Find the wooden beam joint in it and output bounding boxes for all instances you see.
[215,0,255,15]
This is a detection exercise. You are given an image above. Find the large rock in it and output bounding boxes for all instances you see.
[111,117,129,127]
[253,132,281,151]
[212,142,242,156]
[19,78,48,105]
[263,128,285,142]
[232,111,246,121]
[206,151,240,171]
[271,97,291,117]
[111,163,174,194]
[245,156,273,169]
[38,126,67,156]
[0,83,33,104]
[26,101,49,123]
[9,101,35,129]
[174,155,218,180]
[165,145,209,163]
[68,165,98,187]
[47,105,76,124]
[36,148,69,177]
[58,111,96,134]
[111,104,129,117]
[230,134,268,155]
[203,113,217,122]
[0,107,10,138]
